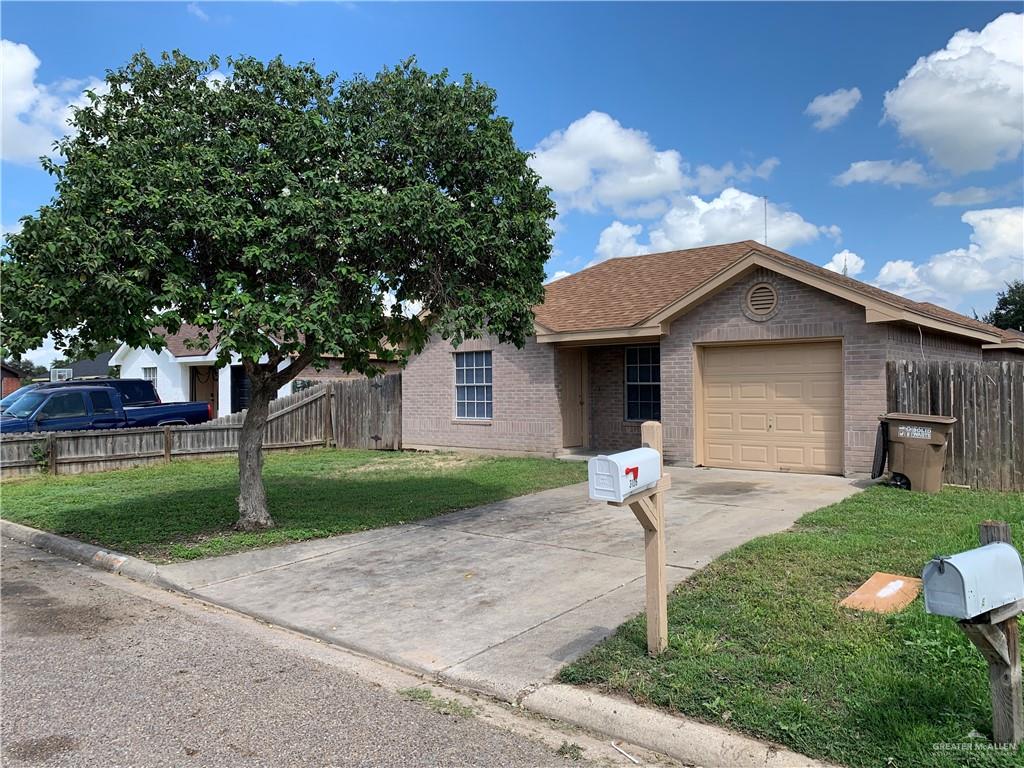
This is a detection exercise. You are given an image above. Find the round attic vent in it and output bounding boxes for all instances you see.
[745,282,778,318]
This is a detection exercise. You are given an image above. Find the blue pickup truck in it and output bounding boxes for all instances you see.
[0,385,212,434]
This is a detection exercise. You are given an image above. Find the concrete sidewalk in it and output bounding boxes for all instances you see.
[161,466,865,700]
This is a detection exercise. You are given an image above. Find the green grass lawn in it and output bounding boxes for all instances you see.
[561,486,1024,768]
[0,449,586,562]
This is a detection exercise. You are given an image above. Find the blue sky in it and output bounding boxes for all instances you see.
[3,2,1022,365]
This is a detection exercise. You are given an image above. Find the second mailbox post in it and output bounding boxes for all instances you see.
[588,421,670,655]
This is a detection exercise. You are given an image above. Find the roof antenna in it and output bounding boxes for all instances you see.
[762,196,768,246]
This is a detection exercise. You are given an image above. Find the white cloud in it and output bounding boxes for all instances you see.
[834,159,930,188]
[930,184,1016,207]
[1,219,23,241]
[186,3,210,22]
[529,111,780,215]
[528,111,685,215]
[593,188,828,264]
[874,207,1024,303]
[595,221,646,262]
[692,157,780,196]
[823,249,866,277]
[545,270,571,284]
[22,334,63,370]
[1,39,105,165]
[805,87,862,130]
[819,224,843,244]
[883,13,1023,173]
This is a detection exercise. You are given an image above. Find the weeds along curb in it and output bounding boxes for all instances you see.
[0,519,180,591]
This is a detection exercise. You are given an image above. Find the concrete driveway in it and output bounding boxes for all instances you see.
[162,466,864,701]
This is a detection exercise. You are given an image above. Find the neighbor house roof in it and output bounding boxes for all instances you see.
[67,350,115,377]
[534,240,1014,344]
[157,325,220,357]
[1,361,26,378]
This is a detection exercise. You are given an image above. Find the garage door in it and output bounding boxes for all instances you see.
[701,342,843,474]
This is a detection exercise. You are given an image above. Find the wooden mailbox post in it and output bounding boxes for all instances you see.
[958,520,1023,746]
[607,420,670,655]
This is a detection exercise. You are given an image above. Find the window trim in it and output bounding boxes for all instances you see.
[453,350,493,421]
[623,345,661,423]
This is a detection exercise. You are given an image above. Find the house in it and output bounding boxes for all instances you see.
[110,326,295,417]
[49,350,115,381]
[1,362,26,397]
[402,241,1024,476]
[110,325,401,416]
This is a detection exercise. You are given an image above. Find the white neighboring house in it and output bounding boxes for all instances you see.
[109,324,293,418]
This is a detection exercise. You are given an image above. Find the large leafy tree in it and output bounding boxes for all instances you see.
[982,280,1024,332]
[2,52,554,530]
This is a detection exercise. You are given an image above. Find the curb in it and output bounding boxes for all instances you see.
[2,521,829,767]
[521,683,831,768]
[0,520,180,591]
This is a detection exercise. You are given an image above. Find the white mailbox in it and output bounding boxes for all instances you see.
[588,448,661,503]
[921,542,1024,620]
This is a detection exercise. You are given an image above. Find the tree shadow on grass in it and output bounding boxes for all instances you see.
[16,473,545,560]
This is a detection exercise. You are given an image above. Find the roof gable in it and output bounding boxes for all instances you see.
[535,240,1008,344]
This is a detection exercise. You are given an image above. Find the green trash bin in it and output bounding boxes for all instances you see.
[879,413,957,493]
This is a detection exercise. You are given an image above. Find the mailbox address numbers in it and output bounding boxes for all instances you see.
[897,425,932,440]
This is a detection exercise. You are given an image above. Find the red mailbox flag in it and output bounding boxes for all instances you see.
[624,466,639,481]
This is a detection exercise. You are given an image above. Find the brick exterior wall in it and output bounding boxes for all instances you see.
[886,327,982,363]
[294,357,402,386]
[658,268,890,475]
[588,345,643,453]
[402,334,564,455]
[982,348,1024,362]
[402,267,992,474]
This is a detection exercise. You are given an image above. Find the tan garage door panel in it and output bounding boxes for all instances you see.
[701,342,843,474]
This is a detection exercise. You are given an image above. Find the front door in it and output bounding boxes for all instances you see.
[190,366,219,414]
[559,348,587,448]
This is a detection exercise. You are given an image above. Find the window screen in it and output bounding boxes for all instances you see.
[625,346,660,421]
[455,351,492,419]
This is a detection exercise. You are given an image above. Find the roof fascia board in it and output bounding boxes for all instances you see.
[108,343,131,366]
[535,326,663,345]
[982,340,1024,350]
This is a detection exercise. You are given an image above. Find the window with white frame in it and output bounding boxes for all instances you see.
[142,367,158,389]
[625,345,660,421]
[455,351,492,419]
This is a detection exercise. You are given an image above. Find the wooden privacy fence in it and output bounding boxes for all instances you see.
[332,373,402,450]
[886,360,1023,492]
[0,373,402,478]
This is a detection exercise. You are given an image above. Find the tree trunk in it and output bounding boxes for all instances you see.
[235,378,275,531]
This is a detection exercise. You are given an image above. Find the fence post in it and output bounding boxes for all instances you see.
[163,426,172,463]
[46,433,57,476]
[323,386,333,448]
[962,520,1023,746]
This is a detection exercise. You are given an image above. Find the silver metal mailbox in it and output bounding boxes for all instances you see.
[921,542,1024,620]
[588,448,661,503]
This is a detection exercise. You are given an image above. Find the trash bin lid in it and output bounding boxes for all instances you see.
[880,412,957,424]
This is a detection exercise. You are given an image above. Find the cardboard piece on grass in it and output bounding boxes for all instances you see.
[840,572,922,614]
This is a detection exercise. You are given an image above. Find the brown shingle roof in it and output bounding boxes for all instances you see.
[535,240,1012,341]
[535,242,754,332]
[155,324,219,357]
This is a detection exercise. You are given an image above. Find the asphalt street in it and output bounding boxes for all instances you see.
[0,538,590,768]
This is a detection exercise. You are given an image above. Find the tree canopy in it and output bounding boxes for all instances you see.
[982,280,1024,333]
[1,51,555,528]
